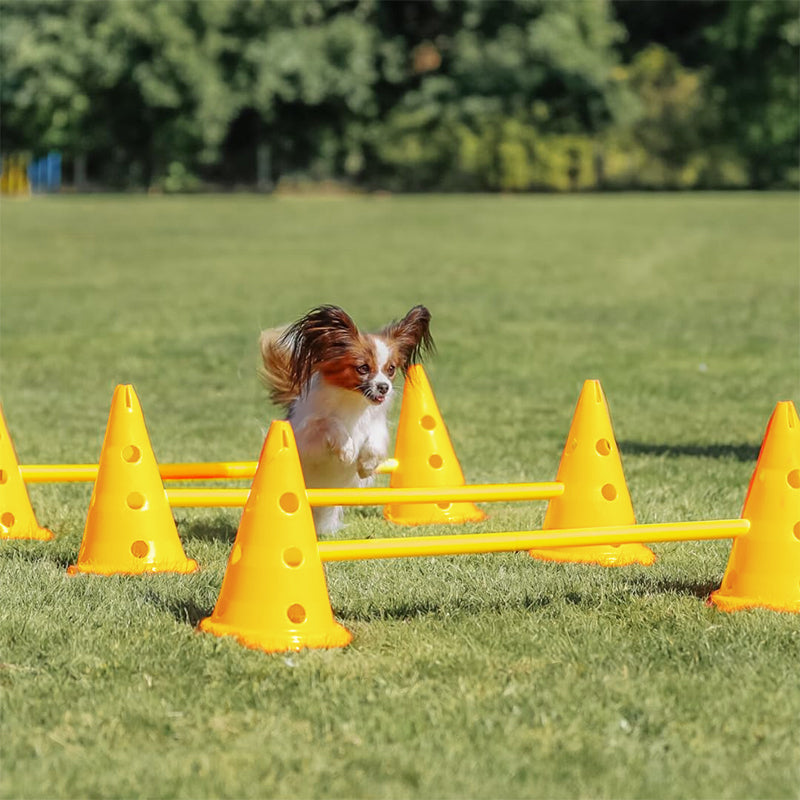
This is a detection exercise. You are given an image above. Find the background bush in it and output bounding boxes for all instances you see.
[1,0,797,191]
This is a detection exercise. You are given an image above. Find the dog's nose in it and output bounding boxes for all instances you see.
[376,381,390,396]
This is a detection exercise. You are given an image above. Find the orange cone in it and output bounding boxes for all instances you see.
[530,380,656,567]
[67,385,198,576]
[383,365,486,525]
[711,401,800,613]
[199,421,352,653]
[0,405,53,540]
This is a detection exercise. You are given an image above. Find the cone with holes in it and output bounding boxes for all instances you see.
[710,401,800,613]
[67,385,198,575]
[530,380,656,566]
[199,420,352,652]
[383,365,486,525]
[0,405,53,540]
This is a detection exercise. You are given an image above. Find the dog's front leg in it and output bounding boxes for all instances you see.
[294,417,356,465]
[356,430,389,480]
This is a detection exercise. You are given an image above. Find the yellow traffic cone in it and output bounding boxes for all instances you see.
[710,401,800,613]
[530,380,656,567]
[67,385,198,576]
[0,405,53,540]
[199,421,352,653]
[383,365,486,525]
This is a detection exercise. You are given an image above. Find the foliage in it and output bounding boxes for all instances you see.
[704,0,800,187]
[0,0,797,190]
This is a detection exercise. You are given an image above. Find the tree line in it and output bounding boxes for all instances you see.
[1,0,797,192]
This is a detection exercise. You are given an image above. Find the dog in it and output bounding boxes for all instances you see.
[259,305,433,533]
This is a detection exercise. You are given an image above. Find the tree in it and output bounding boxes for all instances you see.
[373,0,637,190]
[704,0,800,187]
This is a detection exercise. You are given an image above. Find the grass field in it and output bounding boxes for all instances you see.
[1,192,798,800]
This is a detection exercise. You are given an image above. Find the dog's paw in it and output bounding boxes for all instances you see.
[356,446,384,479]
[327,431,357,465]
[339,437,358,465]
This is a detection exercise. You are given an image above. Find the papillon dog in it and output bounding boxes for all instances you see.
[259,305,433,533]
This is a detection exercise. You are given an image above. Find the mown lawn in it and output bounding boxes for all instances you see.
[1,193,798,799]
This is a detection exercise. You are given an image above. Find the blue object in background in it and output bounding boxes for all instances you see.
[28,151,61,192]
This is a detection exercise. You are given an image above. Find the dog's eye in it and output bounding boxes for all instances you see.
[356,364,370,376]
[386,364,396,378]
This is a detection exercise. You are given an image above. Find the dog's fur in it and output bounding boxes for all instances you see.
[259,305,433,533]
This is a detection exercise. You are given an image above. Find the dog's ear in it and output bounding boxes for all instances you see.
[381,305,435,373]
[282,305,360,390]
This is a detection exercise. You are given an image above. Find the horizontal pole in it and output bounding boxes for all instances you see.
[317,519,750,562]
[20,464,101,483]
[166,482,565,508]
[19,459,399,483]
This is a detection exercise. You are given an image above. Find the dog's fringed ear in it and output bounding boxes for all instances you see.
[381,305,435,373]
[281,305,360,391]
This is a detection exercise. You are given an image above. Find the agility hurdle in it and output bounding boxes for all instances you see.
[195,417,781,655]
[19,459,399,483]
[4,371,798,633]
[164,482,564,508]
[315,520,749,562]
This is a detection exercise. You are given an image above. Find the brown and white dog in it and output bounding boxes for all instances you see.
[259,305,433,533]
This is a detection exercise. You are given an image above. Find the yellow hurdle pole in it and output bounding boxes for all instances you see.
[317,519,750,562]
[18,464,100,482]
[165,482,565,508]
[19,459,400,483]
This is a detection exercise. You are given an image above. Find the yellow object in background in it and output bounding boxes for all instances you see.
[0,155,31,197]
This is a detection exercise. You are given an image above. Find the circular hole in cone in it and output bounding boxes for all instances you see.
[122,445,142,464]
[420,415,437,431]
[787,469,800,489]
[287,603,307,624]
[127,491,147,510]
[437,502,452,511]
[428,454,444,469]
[0,470,7,484]
[1,512,15,531]
[283,547,304,568]
[279,492,300,514]
[596,439,612,456]
[793,522,800,541]
[601,484,617,501]
[131,540,150,559]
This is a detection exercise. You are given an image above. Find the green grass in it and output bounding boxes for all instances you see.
[1,193,799,800]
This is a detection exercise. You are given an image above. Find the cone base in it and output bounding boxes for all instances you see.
[529,543,656,567]
[66,558,199,577]
[1,525,54,541]
[198,617,353,653]
[384,502,487,526]
[709,590,800,614]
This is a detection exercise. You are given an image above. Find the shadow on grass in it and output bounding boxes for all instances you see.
[340,593,553,623]
[178,515,238,543]
[149,576,723,629]
[627,575,722,601]
[618,441,759,463]
[141,587,214,627]
[158,596,213,627]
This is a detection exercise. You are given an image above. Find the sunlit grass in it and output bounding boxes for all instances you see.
[1,193,798,799]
